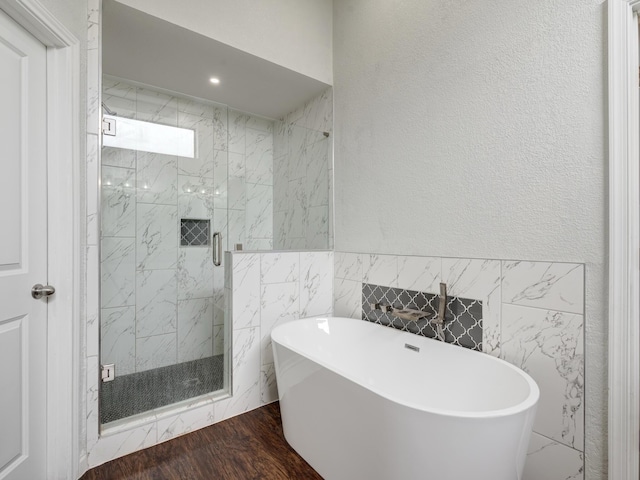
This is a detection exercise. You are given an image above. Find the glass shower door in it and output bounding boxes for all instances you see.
[99,77,230,426]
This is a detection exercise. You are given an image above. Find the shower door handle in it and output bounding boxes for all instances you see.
[212,232,222,266]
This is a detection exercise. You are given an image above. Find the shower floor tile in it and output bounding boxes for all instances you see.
[100,354,224,424]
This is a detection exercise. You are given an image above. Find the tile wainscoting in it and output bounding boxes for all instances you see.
[334,252,585,480]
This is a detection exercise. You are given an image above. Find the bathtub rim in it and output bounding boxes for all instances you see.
[272,316,540,420]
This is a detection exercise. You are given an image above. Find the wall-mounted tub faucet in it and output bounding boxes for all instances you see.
[433,283,447,326]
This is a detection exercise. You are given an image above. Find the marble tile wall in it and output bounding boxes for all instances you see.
[334,252,585,480]
[273,88,333,250]
[224,250,334,410]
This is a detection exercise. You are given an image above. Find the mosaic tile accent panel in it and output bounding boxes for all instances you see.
[180,219,210,247]
[362,283,482,351]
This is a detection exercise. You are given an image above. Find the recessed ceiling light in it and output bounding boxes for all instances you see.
[209,77,220,85]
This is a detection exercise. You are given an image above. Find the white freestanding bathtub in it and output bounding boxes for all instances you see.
[271,317,539,480]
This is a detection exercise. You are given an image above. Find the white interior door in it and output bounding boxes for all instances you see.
[0,7,48,480]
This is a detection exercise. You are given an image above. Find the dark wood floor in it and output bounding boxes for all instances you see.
[81,402,323,480]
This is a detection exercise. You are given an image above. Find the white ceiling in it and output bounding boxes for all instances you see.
[102,0,330,119]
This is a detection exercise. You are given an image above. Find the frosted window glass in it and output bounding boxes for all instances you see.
[102,115,195,158]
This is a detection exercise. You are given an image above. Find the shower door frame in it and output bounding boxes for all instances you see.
[609,0,640,478]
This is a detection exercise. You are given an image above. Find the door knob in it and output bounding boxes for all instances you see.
[31,284,55,299]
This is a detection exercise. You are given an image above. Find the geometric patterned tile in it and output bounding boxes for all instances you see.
[362,283,482,351]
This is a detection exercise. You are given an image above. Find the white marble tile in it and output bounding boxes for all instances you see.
[261,363,278,404]
[86,135,99,245]
[101,307,136,375]
[86,50,100,135]
[102,91,137,120]
[102,146,136,169]
[334,278,362,319]
[301,87,333,133]
[246,115,273,132]
[442,258,501,299]
[213,324,225,356]
[523,432,583,480]
[246,183,273,241]
[178,175,215,219]
[156,400,214,443]
[177,98,214,118]
[246,129,273,185]
[228,210,246,247]
[136,334,177,372]
[362,254,398,287]
[287,125,308,180]
[261,252,300,283]
[103,77,136,100]
[285,104,304,126]
[85,245,100,357]
[213,106,228,151]
[136,269,177,337]
[136,152,178,205]
[177,298,214,363]
[88,422,157,467]
[502,261,584,314]
[442,258,502,356]
[305,205,329,249]
[213,150,228,209]
[272,211,287,250]
[101,166,136,237]
[304,139,329,207]
[397,256,441,293]
[177,247,214,300]
[246,238,273,251]
[136,87,177,125]
[286,178,306,239]
[214,327,261,422]
[178,153,214,180]
[334,252,362,281]
[136,204,178,270]
[300,251,333,317]
[227,151,245,178]
[273,120,288,158]
[101,237,135,308]
[228,110,248,154]
[228,175,246,211]
[103,79,136,120]
[86,356,100,453]
[260,282,300,365]
[231,254,261,329]
[502,304,584,450]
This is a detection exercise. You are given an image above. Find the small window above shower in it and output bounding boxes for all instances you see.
[102,114,195,158]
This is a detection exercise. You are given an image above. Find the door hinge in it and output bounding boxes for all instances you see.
[101,364,115,382]
[102,116,116,136]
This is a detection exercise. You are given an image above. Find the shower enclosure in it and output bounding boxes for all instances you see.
[99,76,332,426]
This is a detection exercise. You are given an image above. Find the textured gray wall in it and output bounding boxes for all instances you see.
[333,1,607,477]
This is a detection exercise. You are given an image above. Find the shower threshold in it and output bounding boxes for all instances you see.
[100,354,224,424]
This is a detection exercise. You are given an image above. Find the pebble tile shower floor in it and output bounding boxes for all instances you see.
[100,354,224,424]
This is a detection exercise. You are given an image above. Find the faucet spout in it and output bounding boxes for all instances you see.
[434,282,447,325]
